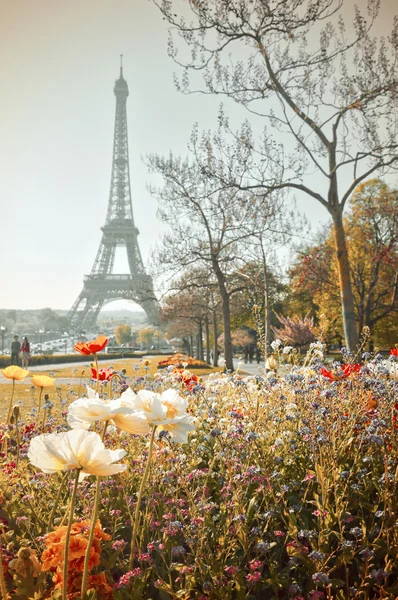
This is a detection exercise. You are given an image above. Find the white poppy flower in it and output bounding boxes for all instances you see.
[120,388,167,422]
[67,396,117,425]
[28,429,127,479]
[68,394,150,435]
[156,414,196,443]
[159,388,189,418]
[110,403,150,435]
[119,387,195,442]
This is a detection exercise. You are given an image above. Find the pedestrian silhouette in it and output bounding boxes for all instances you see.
[11,335,21,366]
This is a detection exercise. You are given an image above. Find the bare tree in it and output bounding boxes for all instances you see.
[154,0,398,350]
[161,272,219,361]
[148,151,257,370]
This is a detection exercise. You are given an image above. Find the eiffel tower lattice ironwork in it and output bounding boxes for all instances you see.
[68,60,159,330]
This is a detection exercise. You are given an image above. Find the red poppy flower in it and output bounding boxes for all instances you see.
[74,335,109,355]
[172,367,199,391]
[90,366,114,381]
[320,363,361,382]
[390,348,398,357]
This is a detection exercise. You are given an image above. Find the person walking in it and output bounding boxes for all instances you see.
[10,335,21,366]
[21,336,31,368]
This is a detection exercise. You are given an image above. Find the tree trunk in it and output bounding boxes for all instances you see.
[183,337,190,356]
[190,335,194,358]
[212,309,218,367]
[212,258,234,371]
[263,257,271,360]
[220,289,233,371]
[198,321,204,361]
[331,208,358,351]
[205,316,210,364]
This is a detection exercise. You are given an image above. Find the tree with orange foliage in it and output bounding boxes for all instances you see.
[114,324,132,346]
[154,0,398,351]
[290,180,398,347]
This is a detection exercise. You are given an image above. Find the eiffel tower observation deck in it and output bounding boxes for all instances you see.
[68,59,159,330]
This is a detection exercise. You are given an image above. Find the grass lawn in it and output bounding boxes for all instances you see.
[0,356,223,419]
[26,355,221,378]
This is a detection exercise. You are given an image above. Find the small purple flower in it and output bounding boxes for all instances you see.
[370,569,389,583]
[171,545,187,558]
[349,527,363,538]
[359,548,374,560]
[312,572,331,585]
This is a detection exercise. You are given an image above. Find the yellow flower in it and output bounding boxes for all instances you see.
[1,366,29,381]
[31,375,55,388]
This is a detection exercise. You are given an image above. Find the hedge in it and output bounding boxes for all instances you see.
[0,352,147,369]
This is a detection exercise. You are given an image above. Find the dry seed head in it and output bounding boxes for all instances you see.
[18,547,31,560]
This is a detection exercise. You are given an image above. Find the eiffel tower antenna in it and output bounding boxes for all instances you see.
[68,61,159,330]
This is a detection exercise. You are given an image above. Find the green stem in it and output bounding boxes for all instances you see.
[6,379,15,424]
[129,424,157,569]
[80,422,107,600]
[62,469,80,600]
[47,472,69,533]
[15,419,20,469]
[37,388,43,417]
[0,548,7,600]
[94,354,99,394]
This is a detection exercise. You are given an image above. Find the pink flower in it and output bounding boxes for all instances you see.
[313,510,328,517]
[224,565,240,576]
[273,530,285,537]
[249,559,262,571]
[246,571,262,583]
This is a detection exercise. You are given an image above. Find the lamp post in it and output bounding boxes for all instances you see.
[39,329,44,354]
[0,326,5,355]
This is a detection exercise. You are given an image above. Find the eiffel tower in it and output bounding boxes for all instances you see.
[68,59,159,330]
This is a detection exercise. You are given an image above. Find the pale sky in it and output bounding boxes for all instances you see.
[0,0,396,311]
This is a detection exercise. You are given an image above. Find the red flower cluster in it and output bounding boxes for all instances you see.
[90,366,115,381]
[320,363,361,382]
[74,335,109,356]
[172,367,199,391]
[390,348,398,357]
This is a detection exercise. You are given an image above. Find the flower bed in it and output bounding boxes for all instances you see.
[158,353,211,369]
[0,344,398,599]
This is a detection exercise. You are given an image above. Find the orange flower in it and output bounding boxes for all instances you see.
[74,335,109,356]
[70,548,100,573]
[31,375,55,388]
[1,366,29,380]
[93,521,111,541]
[41,544,63,571]
[55,571,113,599]
[46,526,67,544]
[68,535,88,560]
[43,520,109,576]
